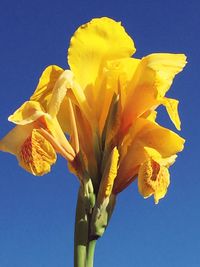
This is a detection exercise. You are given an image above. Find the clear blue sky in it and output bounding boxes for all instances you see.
[0,0,199,266]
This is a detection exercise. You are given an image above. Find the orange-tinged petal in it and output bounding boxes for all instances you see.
[68,17,135,91]
[144,147,177,167]
[97,58,140,134]
[19,129,57,176]
[74,105,98,180]
[138,159,170,204]
[120,53,186,135]
[135,118,185,157]
[121,60,157,134]
[115,118,184,191]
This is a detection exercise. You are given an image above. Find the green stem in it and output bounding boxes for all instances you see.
[74,187,98,267]
[74,189,89,267]
[86,239,97,267]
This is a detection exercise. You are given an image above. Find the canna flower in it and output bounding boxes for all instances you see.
[0,17,187,265]
[0,17,186,206]
[66,17,186,205]
[0,66,80,175]
[0,17,186,205]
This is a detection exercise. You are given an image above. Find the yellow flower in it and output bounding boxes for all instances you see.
[0,66,78,175]
[66,17,186,203]
[1,17,186,204]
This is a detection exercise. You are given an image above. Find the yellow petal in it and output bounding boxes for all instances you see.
[51,69,93,124]
[18,129,57,176]
[115,118,184,189]
[68,17,135,91]
[74,106,98,180]
[56,95,73,134]
[30,65,64,111]
[98,147,119,203]
[141,110,157,122]
[8,101,46,125]
[130,118,185,157]
[120,53,186,135]
[97,58,140,134]
[40,116,76,160]
[144,147,177,167]
[0,124,34,155]
[121,59,157,134]
[162,97,181,130]
[116,141,145,189]
[143,53,187,98]
[138,159,170,204]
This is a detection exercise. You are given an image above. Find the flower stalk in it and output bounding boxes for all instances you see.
[74,188,89,267]
[74,187,98,267]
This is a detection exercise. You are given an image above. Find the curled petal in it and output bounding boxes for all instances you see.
[144,53,187,98]
[115,118,184,193]
[30,65,64,111]
[8,101,46,125]
[121,53,186,134]
[162,98,181,130]
[130,118,185,157]
[144,147,177,168]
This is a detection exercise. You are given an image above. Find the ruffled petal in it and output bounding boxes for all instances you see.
[144,147,177,167]
[138,158,170,204]
[68,17,135,91]
[18,129,57,176]
[143,53,187,98]
[114,118,184,192]
[120,53,186,134]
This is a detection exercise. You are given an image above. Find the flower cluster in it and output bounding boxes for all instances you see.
[0,17,186,213]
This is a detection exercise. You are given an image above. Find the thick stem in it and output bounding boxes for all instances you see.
[74,189,89,267]
[86,240,97,267]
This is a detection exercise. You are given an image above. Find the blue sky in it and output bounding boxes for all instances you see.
[0,0,199,266]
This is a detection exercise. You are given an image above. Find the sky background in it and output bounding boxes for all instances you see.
[0,0,199,266]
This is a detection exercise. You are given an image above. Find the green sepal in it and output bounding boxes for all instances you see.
[90,194,116,237]
[82,176,96,214]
